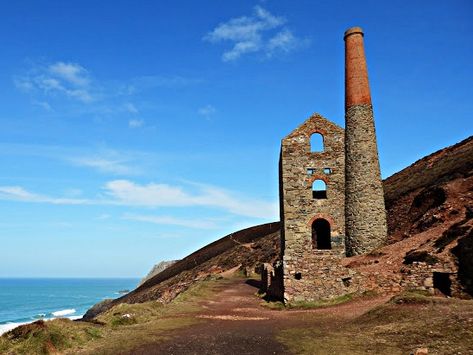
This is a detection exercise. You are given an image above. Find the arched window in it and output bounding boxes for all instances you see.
[312,179,327,199]
[312,218,331,250]
[310,133,324,152]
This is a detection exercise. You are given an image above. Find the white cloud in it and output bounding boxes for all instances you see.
[32,101,53,111]
[14,61,96,103]
[124,103,139,114]
[48,62,90,87]
[204,6,306,61]
[197,104,216,118]
[0,180,278,220]
[103,180,277,219]
[124,213,218,229]
[128,119,144,128]
[104,180,191,206]
[267,28,301,56]
[0,186,88,205]
[70,157,138,175]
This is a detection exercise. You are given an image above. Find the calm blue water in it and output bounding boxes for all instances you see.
[0,278,139,331]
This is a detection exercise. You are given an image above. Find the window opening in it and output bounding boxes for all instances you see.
[312,179,327,199]
[323,168,332,175]
[342,277,352,287]
[310,133,324,152]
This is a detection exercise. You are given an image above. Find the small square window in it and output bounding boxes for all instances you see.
[307,168,316,176]
[323,168,332,175]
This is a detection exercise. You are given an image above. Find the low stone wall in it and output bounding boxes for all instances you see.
[282,253,363,302]
[400,261,463,297]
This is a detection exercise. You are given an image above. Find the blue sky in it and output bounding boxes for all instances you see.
[0,0,471,277]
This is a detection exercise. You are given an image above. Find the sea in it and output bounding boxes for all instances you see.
[0,278,139,335]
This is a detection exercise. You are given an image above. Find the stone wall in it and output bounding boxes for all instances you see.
[400,262,464,297]
[279,113,352,302]
[283,253,363,302]
[345,104,388,255]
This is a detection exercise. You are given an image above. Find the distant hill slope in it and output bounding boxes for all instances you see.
[84,135,473,319]
[138,260,178,287]
[349,135,472,296]
[384,136,473,244]
[84,222,280,319]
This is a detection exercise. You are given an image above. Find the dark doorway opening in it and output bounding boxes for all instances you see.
[433,272,452,296]
[312,218,331,250]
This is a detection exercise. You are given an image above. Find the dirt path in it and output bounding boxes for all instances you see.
[125,279,390,355]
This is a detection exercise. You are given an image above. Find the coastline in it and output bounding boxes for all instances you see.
[0,278,139,337]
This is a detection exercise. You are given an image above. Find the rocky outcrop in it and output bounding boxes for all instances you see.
[139,260,178,287]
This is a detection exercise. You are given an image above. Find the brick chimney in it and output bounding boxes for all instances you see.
[344,27,371,108]
[344,27,388,256]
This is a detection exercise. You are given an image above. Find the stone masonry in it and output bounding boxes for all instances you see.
[344,27,388,255]
[262,27,387,303]
[278,114,362,302]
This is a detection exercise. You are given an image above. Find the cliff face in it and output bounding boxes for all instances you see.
[85,136,473,319]
[138,261,178,287]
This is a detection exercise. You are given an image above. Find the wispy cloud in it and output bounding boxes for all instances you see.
[103,179,277,219]
[124,102,139,114]
[0,186,88,205]
[15,61,96,103]
[32,100,53,111]
[69,156,139,175]
[128,119,144,128]
[124,213,218,229]
[0,180,278,220]
[48,62,90,86]
[197,104,216,118]
[204,6,307,61]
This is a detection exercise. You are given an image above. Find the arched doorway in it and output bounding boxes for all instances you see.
[312,218,331,249]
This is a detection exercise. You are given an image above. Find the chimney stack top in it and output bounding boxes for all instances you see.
[344,27,364,40]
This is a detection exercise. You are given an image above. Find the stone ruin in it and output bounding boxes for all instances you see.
[262,27,388,303]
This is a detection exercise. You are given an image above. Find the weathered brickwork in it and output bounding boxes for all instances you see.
[345,104,388,255]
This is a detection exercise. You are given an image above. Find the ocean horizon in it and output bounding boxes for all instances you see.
[0,277,140,335]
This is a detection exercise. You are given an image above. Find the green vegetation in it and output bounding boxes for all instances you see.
[389,289,434,304]
[0,276,232,355]
[0,319,104,355]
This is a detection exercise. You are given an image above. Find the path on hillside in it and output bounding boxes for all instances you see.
[125,279,389,355]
